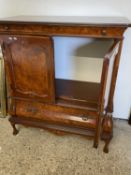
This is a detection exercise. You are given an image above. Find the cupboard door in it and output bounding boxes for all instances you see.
[2,35,55,103]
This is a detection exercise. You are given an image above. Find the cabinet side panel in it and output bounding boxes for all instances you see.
[104,43,120,110]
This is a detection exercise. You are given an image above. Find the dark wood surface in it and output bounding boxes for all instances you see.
[1,35,55,103]
[14,98,98,117]
[106,40,123,113]
[0,16,129,153]
[9,116,96,138]
[14,100,97,129]
[55,79,100,109]
[0,24,125,38]
[0,16,130,27]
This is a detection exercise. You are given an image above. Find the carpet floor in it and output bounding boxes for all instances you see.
[0,117,131,175]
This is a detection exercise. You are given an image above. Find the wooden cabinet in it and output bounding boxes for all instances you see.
[0,16,130,153]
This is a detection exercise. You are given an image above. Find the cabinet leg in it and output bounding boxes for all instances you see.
[9,117,19,135]
[103,138,112,153]
[11,123,19,135]
[93,115,101,149]
[93,142,98,148]
[101,115,113,153]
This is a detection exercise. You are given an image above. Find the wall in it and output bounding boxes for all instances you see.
[0,0,131,119]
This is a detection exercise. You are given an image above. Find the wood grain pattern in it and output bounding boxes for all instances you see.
[0,16,129,153]
[55,79,100,109]
[15,100,97,129]
[9,116,96,138]
[106,40,123,113]
[0,24,126,38]
[1,35,55,103]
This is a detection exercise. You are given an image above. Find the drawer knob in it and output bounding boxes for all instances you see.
[101,29,107,36]
[81,116,88,121]
[13,37,17,41]
[8,37,13,40]
[4,26,9,30]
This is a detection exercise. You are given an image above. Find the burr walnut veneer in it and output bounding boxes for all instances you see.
[0,16,130,153]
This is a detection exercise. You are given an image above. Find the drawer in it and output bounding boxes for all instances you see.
[0,24,125,38]
[15,100,97,129]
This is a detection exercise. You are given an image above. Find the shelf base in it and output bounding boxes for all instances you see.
[9,116,95,138]
[55,79,100,109]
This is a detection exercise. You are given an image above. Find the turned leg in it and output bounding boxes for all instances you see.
[103,137,112,153]
[101,115,113,153]
[9,117,19,135]
[11,122,19,135]
[93,124,99,149]
[93,114,101,149]
[93,142,98,148]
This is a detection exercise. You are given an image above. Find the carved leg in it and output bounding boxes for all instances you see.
[101,115,113,153]
[93,142,98,148]
[11,122,19,135]
[9,117,19,135]
[103,137,112,153]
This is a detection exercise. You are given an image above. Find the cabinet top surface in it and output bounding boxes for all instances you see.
[0,16,130,27]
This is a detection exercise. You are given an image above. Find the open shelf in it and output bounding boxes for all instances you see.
[54,38,115,110]
[55,79,100,109]
[54,37,113,83]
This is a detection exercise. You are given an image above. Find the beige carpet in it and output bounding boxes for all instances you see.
[0,117,131,175]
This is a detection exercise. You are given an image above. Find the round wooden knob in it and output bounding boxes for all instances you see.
[101,29,107,36]
[8,37,13,40]
[13,37,17,41]
[4,26,9,30]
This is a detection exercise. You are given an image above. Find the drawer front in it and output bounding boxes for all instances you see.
[15,100,97,129]
[0,24,125,38]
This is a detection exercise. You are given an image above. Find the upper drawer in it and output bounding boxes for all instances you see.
[0,24,126,38]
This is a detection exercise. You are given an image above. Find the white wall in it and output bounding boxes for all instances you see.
[0,0,131,119]
[54,37,112,83]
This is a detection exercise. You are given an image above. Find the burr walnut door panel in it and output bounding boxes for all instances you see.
[2,35,55,103]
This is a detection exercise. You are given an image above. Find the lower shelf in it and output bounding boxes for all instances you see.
[9,116,95,138]
[55,79,100,109]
